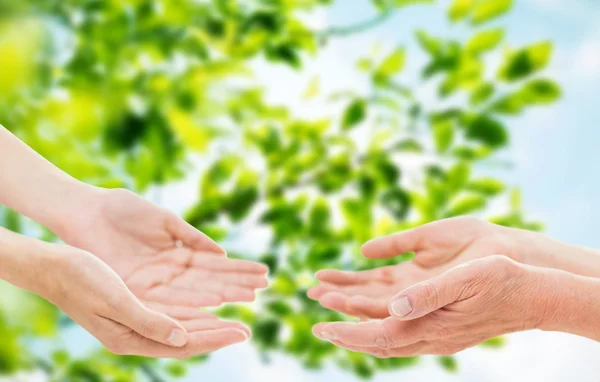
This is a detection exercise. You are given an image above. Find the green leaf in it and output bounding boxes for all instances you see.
[471,0,513,25]
[481,336,506,348]
[447,162,471,192]
[374,48,406,82]
[415,30,441,55]
[253,319,281,348]
[468,178,505,195]
[381,189,411,219]
[446,194,486,216]
[465,115,508,148]
[342,99,367,130]
[448,0,474,21]
[493,78,561,115]
[499,41,553,82]
[470,83,495,105]
[520,78,561,103]
[510,188,522,211]
[433,121,454,152]
[438,355,458,372]
[395,138,424,152]
[165,362,187,377]
[465,29,504,56]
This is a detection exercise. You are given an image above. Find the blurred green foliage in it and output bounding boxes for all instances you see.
[0,0,558,380]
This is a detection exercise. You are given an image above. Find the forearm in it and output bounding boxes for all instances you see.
[507,227,600,278]
[0,125,96,233]
[0,227,55,296]
[535,267,600,342]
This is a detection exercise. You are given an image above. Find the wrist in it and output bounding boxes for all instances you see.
[498,226,555,268]
[0,228,62,298]
[530,267,600,341]
[46,182,105,240]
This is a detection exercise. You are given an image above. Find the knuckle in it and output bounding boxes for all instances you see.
[105,293,124,313]
[140,319,156,338]
[420,281,439,310]
[370,348,391,358]
[485,255,521,280]
[376,321,396,349]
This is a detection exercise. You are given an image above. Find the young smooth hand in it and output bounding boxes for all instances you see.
[0,228,249,358]
[53,188,268,316]
[308,217,519,318]
[0,126,268,318]
[313,255,600,357]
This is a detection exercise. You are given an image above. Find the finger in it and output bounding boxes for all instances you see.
[317,292,389,319]
[200,271,269,288]
[180,318,250,335]
[166,213,226,255]
[388,262,480,320]
[142,301,217,321]
[122,327,249,358]
[313,318,421,349]
[317,266,394,285]
[307,284,343,300]
[145,285,223,307]
[328,339,428,358]
[192,255,269,274]
[111,295,189,347]
[345,295,390,319]
[317,292,361,316]
[361,228,424,259]
[171,277,257,302]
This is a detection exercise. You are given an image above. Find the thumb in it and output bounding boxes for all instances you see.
[388,264,476,320]
[118,296,189,347]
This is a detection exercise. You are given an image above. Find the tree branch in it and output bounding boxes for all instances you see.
[318,7,394,39]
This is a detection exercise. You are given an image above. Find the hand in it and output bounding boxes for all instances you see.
[312,256,546,357]
[41,245,250,358]
[308,217,519,318]
[56,188,268,313]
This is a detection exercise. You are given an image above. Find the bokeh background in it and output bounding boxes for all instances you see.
[1,0,600,381]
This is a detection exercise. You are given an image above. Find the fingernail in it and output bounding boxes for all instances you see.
[321,331,338,341]
[168,328,187,347]
[390,296,413,317]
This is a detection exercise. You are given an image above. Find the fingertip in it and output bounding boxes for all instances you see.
[306,287,320,300]
[167,327,189,347]
[312,322,328,339]
[232,328,250,342]
[360,239,380,258]
[388,295,414,319]
[315,269,335,280]
[319,292,346,309]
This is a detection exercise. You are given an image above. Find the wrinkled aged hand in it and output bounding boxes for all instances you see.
[39,244,250,358]
[312,256,547,357]
[56,188,268,314]
[308,217,519,318]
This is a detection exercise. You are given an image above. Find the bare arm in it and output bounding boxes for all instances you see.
[0,124,94,234]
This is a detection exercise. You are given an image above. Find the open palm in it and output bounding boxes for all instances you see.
[309,217,519,319]
[60,188,268,317]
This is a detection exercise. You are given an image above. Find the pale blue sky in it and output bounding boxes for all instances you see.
[190,1,600,382]
[13,1,600,381]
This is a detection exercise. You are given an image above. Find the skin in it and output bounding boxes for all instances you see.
[308,216,600,319]
[0,227,249,358]
[312,256,600,357]
[0,125,267,356]
[53,187,269,312]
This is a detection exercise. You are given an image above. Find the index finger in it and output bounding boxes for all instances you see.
[313,318,422,349]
